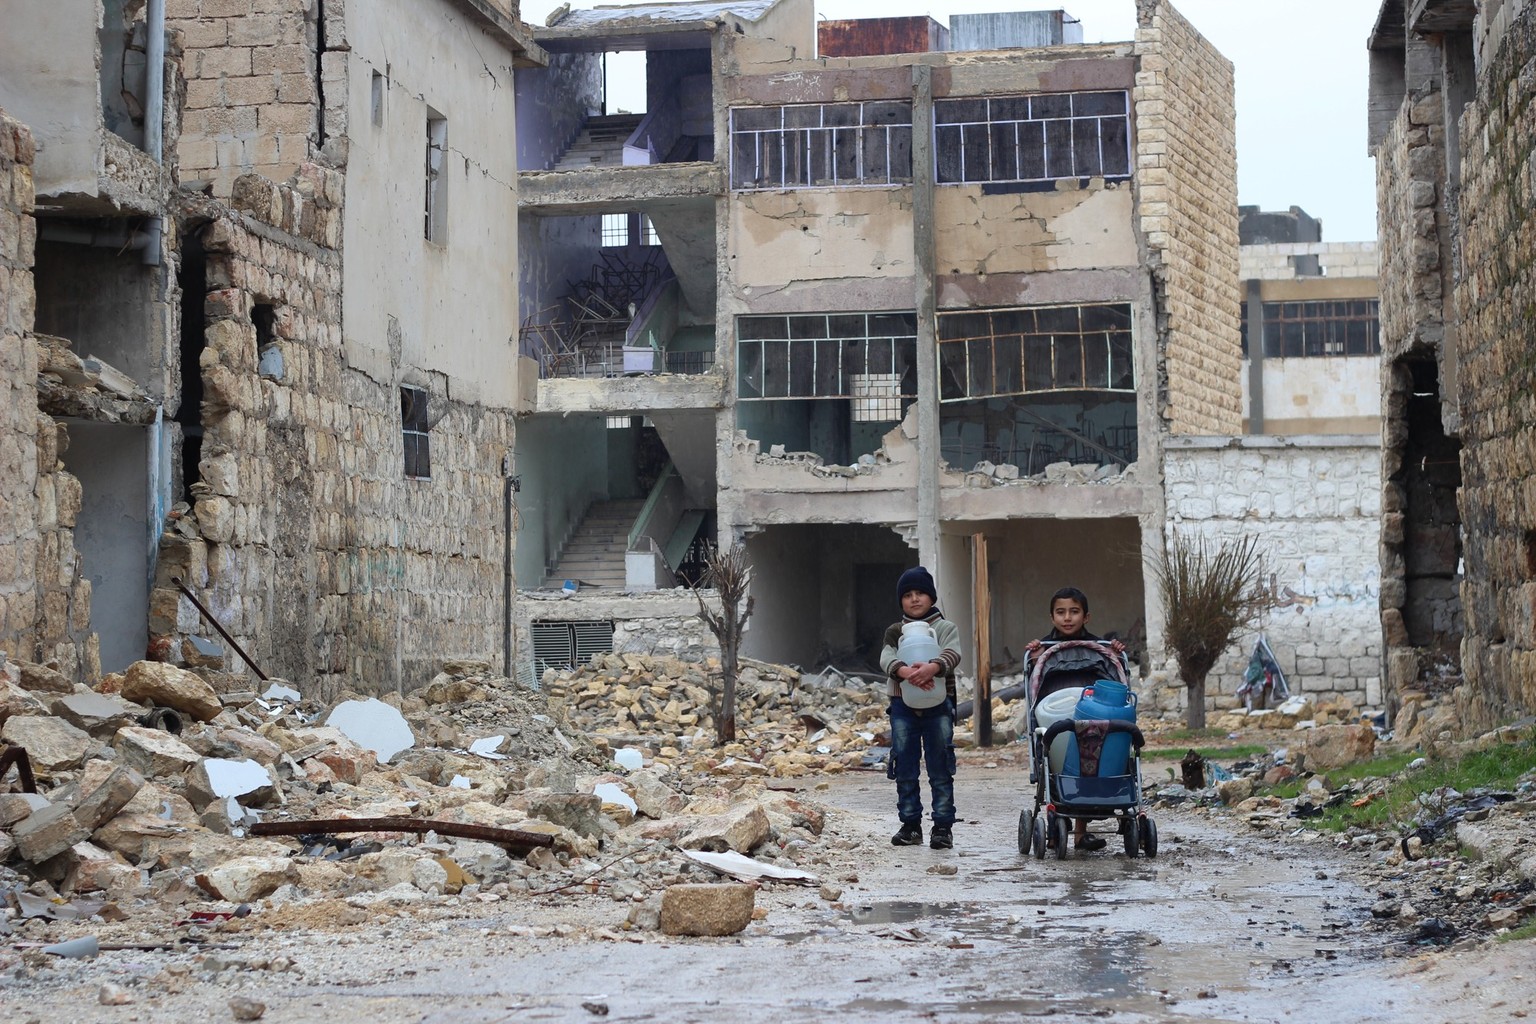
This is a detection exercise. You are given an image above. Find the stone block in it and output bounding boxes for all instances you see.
[679,803,771,854]
[530,792,604,839]
[14,802,89,863]
[113,725,201,778]
[1300,724,1376,771]
[0,676,48,725]
[195,855,296,902]
[14,659,74,694]
[659,883,755,936]
[0,714,91,772]
[74,766,147,831]
[122,660,224,722]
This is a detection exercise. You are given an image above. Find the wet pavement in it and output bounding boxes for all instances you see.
[7,765,1535,1023]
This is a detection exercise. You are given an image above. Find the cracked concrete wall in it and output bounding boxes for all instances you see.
[1134,0,1242,436]
[730,190,915,291]
[0,0,106,199]
[934,184,1138,276]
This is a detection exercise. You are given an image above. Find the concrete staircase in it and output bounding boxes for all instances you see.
[546,499,644,589]
[552,115,644,171]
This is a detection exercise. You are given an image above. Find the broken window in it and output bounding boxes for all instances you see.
[729,102,913,190]
[737,312,918,401]
[401,385,432,479]
[425,110,448,242]
[934,91,1130,185]
[1244,299,1381,358]
[938,303,1134,400]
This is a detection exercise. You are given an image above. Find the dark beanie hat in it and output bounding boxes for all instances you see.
[897,566,938,604]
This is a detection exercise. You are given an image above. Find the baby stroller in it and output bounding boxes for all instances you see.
[1015,639,1157,859]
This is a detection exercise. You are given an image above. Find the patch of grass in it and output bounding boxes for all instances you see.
[1143,744,1268,762]
[1157,727,1230,743]
[1293,735,1536,834]
[1497,919,1536,943]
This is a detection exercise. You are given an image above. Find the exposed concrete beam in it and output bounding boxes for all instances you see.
[1408,0,1477,34]
[912,63,939,569]
[531,373,726,415]
[446,0,549,67]
[518,163,723,212]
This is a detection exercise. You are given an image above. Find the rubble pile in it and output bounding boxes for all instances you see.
[1,652,857,958]
[543,654,888,775]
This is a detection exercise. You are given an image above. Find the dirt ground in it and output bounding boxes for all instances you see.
[3,762,1534,1024]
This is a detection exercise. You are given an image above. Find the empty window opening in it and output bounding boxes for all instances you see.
[425,110,448,242]
[1394,356,1463,665]
[737,312,917,464]
[1242,299,1381,358]
[531,620,614,673]
[371,70,386,126]
[935,91,1130,185]
[938,303,1134,401]
[401,385,432,479]
[175,229,208,496]
[730,101,914,190]
[940,392,1136,475]
[253,302,276,349]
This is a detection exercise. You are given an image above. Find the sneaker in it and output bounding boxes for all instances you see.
[891,823,923,846]
[929,825,953,850]
[1076,833,1106,851]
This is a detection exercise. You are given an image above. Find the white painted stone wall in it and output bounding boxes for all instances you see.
[1163,436,1382,711]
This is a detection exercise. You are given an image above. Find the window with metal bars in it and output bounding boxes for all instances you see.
[530,620,614,673]
[400,386,432,479]
[934,91,1130,185]
[1241,299,1381,358]
[736,312,919,401]
[937,303,1134,401]
[729,102,914,190]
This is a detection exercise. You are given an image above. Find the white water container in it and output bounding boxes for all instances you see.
[1034,686,1086,773]
[896,622,947,709]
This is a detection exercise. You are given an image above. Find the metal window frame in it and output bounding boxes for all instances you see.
[729,102,914,191]
[933,91,1131,186]
[400,385,432,479]
[735,312,919,402]
[1258,299,1381,358]
[936,302,1135,402]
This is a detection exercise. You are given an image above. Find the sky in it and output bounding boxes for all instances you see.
[521,0,1381,242]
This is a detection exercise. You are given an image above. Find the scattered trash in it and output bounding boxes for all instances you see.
[681,849,819,884]
[42,935,100,958]
[325,698,415,761]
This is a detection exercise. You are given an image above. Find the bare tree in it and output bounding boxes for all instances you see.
[1149,533,1267,729]
[690,543,754,745]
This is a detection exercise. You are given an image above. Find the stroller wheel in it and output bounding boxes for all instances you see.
[1122,815,1140,858]
[1031,815,1048,859]
[1141,816,1159,858]
[1051,816,1071,860]
[1017,809,1034,855]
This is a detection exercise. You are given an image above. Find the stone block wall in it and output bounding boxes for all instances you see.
[1163,438,1383,710]
[1375,88,1446,366]
[162,165,513,700]
[170,0,325,197]
[1451,5,1536,729]
[0,108,96,681]
[1133,0,1242,436]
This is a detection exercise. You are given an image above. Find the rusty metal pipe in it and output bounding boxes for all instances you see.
[0,744,38,793]
[168,576,268,681]
[249,816,555,854]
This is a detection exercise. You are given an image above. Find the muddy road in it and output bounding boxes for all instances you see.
[6,765,1534,1024]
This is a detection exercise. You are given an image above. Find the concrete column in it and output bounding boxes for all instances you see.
[912,64,940,569]
[1246,279,1265,433]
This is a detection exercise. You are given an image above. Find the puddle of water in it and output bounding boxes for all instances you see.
[845,901,960,925]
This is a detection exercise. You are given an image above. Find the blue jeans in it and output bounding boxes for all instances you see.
[888,699,956,827]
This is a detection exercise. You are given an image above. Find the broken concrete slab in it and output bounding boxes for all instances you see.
[0,714,92,773]
[529,792,605,839]
[121,660,224,722]
[113,725,202,778]
[14,802,91,863]
[51,691,141,735]
[186,758,277,811]
[659,882,755,936]
[326,698,415,762]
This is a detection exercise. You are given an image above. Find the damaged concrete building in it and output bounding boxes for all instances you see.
[1369,0,1536,730]
[513,0,1235,683]
[1,0,545,699]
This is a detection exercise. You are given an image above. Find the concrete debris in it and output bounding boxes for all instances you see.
[682,848,819,884]
[0,715,92,774]
[121,661,226,723]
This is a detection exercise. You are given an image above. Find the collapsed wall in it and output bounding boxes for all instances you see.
[165,167,513,701]
[1452,7,1536,729]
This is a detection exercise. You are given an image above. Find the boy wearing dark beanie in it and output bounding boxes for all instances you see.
[878,565,963,849]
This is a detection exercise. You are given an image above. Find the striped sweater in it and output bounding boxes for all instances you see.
[878,609,963,704]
